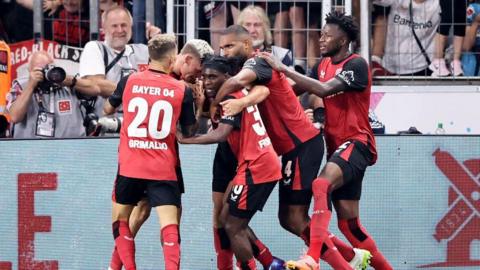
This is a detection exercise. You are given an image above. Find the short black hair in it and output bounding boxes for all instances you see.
[221,24,250,38]
[202,55,241,76]
[325,10,359,43]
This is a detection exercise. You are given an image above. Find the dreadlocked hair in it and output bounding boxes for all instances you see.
[325,10,359,44]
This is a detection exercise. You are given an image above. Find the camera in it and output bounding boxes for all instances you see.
[85,115,123,136]
[98,116,123,133]
[42,64,66,84]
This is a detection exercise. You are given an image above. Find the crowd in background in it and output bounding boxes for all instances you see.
[0,0,478,139]
[1,1,479,75]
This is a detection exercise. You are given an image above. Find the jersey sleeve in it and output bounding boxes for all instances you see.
[242,57,273,85]
[219,95,241,129]
[335,57,369,92]
[108,74,130,108]
[79,41,105,77]
[179,87,197,126]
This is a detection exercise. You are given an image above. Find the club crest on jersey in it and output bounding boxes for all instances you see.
[337,70,355,86]
[320,70,326,79]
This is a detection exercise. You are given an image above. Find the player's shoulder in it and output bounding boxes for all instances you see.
[344,54,368,68]
[243,56,269,69]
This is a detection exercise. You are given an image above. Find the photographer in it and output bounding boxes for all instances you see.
[7,51,100,139]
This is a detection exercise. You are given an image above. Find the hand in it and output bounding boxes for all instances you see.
[304,108,314,123]
[29,68,44,87]
[192,79,205,108]
[176,130,185,143]
[209,103,220,124]
[146,22,162,40]
[43,0,62,16]
[258,51,287,72]
[220,98,245,116]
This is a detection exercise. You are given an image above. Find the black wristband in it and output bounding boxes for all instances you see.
[71,73,80,88]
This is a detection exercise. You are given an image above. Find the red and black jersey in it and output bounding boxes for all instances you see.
[242,57,319,155]
[115,69,196,181]
[220,90,281,185]
[312,54,377,163]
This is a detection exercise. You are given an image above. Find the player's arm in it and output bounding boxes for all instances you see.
[179,87,198,137]
[103,75,129,115]
[212,68,257,106]
[259,52,369,97]
[178,123,234,144]
[220,85,269,116]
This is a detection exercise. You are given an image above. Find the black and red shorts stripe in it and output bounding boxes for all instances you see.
[329,140,374,201]
[227,181,277,219]
[279,133,324,205]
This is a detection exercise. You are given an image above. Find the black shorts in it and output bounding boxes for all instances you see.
[113,175,181,208]
[279,133,324,205]
[228,181,277,219]
[329,140,374,201]
[212,141,238,193]
[176,166,185,194]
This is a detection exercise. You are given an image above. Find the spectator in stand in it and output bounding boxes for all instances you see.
[430,0,467,76]
[462,1,480,76]
[375,0,440,76]
[99,0,119,41]
[79,6,160,117]
[370,4,391,76]
[6,51,100,138]
[1,0,41,43]
[43,0,90,47]
[202,1,263,53]
[271,2,307,72]
[237,5,293,67]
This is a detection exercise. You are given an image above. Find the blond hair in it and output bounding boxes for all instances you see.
[180,39,214,60]
[237,5,273,46]
[148,34,177,61]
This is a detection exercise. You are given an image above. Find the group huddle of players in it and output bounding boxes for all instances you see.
[106,11,393,270]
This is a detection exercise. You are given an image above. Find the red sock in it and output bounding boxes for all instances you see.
[307,178,332,261]
[161,224,181,270]
[329,233,355,261]
[338,218,393,270]
[214,227,234,270]
[109,247,123,270]
[300,224,310,246]
[320,236,353,270]
[113,220,136,270]
[252,239,273,268]
[237,258,257,270]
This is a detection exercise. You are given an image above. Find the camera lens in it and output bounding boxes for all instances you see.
[44,66,66,84]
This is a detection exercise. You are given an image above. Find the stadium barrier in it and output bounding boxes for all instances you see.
[0,136,479,269]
